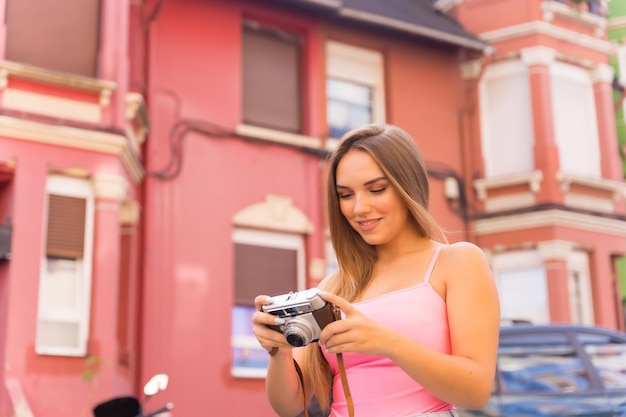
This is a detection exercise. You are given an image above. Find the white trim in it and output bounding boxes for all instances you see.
[474,209,626,236]
[3,89,102,123]
[235,123,321,150]
[0,115,144,183]
[474,170,543,200]
[480,21,616,54]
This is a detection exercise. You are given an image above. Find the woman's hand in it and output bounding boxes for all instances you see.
[251,295,293,354]
[318,292,391,357]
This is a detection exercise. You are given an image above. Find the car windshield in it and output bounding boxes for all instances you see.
[578,332,626,389]
[498,331,591,393]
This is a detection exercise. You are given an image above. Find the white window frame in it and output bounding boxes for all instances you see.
[492,250,550,324]
[36,175,94,356]
[479,60,535,177]
[325,41,385,148]
[230,228,306,378]
[568,251,594,325]
[550,61,601,177]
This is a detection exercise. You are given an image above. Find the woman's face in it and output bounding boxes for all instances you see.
[335,149,410,247]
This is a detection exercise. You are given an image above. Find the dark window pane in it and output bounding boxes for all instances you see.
[242,22,301,133]
[234,243,297,306]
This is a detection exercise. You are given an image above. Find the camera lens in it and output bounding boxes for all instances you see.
[283,318,316,347]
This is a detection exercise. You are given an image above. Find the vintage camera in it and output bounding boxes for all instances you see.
[262,288,337,347]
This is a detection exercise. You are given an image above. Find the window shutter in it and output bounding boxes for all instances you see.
[5,0,100,77]
[235,243,297,306]
[46,194,86,259]
[242,23,301,133]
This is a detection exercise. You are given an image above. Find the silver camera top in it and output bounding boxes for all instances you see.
[262,288,326,317]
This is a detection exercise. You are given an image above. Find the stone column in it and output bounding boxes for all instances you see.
[521,46,563,203]
[538,240,573,323]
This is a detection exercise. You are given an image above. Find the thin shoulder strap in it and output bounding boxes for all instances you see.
[424,245,444,285]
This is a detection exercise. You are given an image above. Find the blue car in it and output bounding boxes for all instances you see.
[458,323,626,417]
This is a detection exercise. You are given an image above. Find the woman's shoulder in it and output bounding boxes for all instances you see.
[438,241,491,275]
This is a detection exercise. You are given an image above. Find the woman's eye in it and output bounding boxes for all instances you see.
[370,187,386,194]
[338,192,353,200]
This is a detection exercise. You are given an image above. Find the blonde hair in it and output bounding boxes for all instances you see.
[304,123,447,411]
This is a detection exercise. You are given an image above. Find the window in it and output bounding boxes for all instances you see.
[326,41,385,142]
[242,20,302,133]
[568,251,594,325]
[231,229,306,378]
[36,175,94,356]
[5,0,100,77]
[479,60,535,177]
[551,62,601,177]
[498,332,591,393]
[492,250,549,324]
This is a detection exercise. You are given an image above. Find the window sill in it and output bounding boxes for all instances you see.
[0,60,116,107]
[235,124,322,150]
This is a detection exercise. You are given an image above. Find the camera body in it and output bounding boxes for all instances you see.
[262,288,336,347]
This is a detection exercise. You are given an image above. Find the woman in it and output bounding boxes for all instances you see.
[252,124,500,417]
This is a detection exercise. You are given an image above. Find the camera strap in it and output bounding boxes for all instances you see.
[295,306,354,417]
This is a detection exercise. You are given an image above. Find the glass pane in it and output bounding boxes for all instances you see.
[499,334,591,393]
[579,333,626,389]
[231,305,269,374]
[497,266,549,324]
[327,78,372,139]
[36,320,79,349]
[44,258,78,310]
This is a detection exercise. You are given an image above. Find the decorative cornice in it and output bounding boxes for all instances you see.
[0,115,144,183]
[537,239,575,261]
[520,46,557,66]
[590,63,615,83]
[541,0,607,37]
[232,194,314,234]
[557,171,626,200]
[473,171,544,200]
[92,173,128,201]
[608,16,626,30]
[480,21,616,54]
[474,208,626,236]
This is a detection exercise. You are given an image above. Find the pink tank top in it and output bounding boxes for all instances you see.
[322,245,455,417]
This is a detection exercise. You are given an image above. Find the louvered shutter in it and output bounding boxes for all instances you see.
[46,194,86,259]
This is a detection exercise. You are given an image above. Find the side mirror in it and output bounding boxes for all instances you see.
[143,374,169,397]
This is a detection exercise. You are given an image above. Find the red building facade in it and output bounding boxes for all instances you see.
[0,0,623,416]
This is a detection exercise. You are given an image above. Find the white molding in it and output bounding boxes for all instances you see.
[474,208,626,236]
[232,194,314,234]
[0,115,144,183]
[235,123,321,150]
[483,192,537,212]
[521,46,557,66]
[433,0,465,13]
[541,0,607,37]
[473,170,544,200]
[92,174,128,201]
[3,89,101,123]
[480,21,616,54]
[537,239,574,260]
[557,171,626,200]
[608,16,626,30]
[590,63,614,84]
